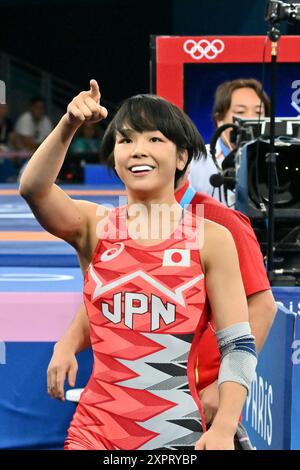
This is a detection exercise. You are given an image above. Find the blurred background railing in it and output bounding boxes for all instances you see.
[0,51,117,124]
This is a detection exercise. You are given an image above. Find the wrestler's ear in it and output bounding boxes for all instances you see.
[176,150,188,171]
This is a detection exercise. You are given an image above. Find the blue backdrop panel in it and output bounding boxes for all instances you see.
[273,287,300,316]
[0,343,92,450]
[292,314,300,450]
[84,164,122,185]
[242,304,295,450]
[184,62,300,143]
[274,284,300,449]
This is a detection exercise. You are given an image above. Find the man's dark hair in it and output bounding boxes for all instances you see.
[212,78,271,126]
[100,94,206,186]
[30,96,45,106]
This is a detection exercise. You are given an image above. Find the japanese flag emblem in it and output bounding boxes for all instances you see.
[163,249,190,267]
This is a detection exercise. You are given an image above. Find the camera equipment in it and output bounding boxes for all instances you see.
[209,123,240,205]
[232,116,300,144]
[209,117,300,213]
[208,115,300,285]
[204,4,300,285]
[233,137,300,214]
[265,1,300,24]
[233,117,300,214]
[261,1,300,284]
[209,123,239,171]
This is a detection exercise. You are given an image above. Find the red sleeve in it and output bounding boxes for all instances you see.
[196,322,220,391]
[195,207,270,389]
[195,194,270,296]
[215,209,270,296]
[188,193,270,390]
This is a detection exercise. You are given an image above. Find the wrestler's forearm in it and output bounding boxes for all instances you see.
[55,302,91,354]
[210,382,247,435]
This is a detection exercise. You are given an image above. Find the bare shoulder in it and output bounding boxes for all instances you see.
[203,218,234,243]
[201,219,237,270]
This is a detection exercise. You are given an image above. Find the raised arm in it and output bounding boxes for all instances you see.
[196,221,257,450]
[19,80,108,247]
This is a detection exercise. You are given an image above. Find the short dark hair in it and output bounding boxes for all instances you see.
[30,96,45,106]
[212,78,271,126]
[100,94,206,186]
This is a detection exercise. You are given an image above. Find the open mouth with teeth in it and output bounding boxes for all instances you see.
[128,165,155,174]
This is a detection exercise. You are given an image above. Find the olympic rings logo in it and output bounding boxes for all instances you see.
[183,39,225,60]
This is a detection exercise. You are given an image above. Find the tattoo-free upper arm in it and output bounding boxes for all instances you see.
[201,220,249,332]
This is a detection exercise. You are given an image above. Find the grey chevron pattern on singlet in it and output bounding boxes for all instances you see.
[140,333,202,450]
[117,332,202,450]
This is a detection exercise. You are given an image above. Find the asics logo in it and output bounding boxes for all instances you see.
[100,243,125,262]
[183,39,225,60]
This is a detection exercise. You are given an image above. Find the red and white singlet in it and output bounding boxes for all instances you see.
[65,206,208,450]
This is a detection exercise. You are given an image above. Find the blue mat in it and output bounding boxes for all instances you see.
[0,266,83,292]
[0,184,126,267]
[0,242,78,267]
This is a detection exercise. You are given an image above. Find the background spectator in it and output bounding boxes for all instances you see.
[69,121,104,154]
[189,78,270,205]
[14,97,53,151]
[0,104,14,151]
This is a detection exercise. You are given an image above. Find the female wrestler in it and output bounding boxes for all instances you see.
[19,80,257,450]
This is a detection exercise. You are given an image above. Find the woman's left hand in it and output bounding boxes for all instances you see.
[194,427,235,450]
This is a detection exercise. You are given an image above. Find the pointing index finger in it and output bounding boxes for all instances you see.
[89,79,100,103]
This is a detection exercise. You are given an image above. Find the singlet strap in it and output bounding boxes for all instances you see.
[179,185,196,208]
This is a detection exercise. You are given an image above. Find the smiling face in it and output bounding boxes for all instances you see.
[114,127,187,197]
[100,94,206,198]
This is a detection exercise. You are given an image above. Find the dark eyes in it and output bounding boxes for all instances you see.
[117,136,163,143]
[234,110,262,115]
